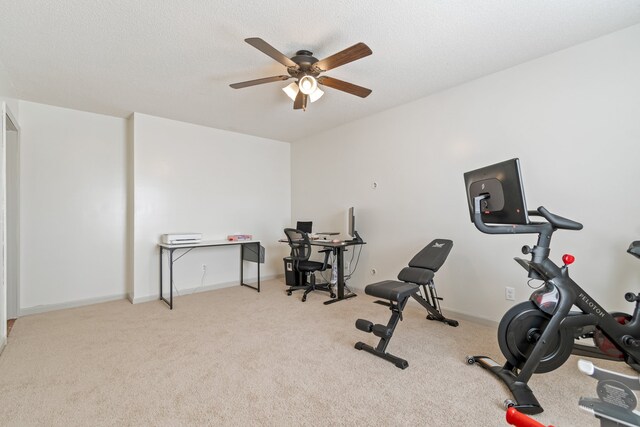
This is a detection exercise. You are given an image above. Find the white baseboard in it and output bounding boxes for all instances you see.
[20,293,128,316]
[15,276,498,328]
[130,274,281,305]
[439,308,499,328]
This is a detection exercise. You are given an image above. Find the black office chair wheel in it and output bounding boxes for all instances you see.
[330,293,336,299]
[302,295,307,302]
[466,356,476,365]
[287,291,292,296]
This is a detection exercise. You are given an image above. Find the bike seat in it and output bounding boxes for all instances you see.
[628,241,640,259]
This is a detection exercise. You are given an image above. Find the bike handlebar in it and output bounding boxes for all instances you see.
[472,196,582,236]
[536,207,583,231]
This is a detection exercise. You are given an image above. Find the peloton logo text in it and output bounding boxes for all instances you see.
[578,293,606,317]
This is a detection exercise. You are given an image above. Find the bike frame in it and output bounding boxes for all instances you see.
[517,255,640,383]
[469,195,640,413]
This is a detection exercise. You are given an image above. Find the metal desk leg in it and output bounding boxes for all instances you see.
[257,241,260,292]
[240,244,244,285]
[160,247,174,309]
[324,246,356,305]
[240,242,260,292]
[159,246,163,301]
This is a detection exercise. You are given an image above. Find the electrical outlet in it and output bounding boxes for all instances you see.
[505,287,515,301]
[345,261,351,271]
[202,264,207,272]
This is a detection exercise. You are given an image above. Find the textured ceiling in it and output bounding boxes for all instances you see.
[1,1,639,142]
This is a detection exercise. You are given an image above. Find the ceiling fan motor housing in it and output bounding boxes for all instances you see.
[288,50,320,77]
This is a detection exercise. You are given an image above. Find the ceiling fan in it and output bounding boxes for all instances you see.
[230,38,372,111]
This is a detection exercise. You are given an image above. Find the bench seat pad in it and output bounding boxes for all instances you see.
[364,280,419,302]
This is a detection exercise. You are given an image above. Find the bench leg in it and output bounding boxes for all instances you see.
[411,283,459,327]
[355,341,409,369]
[354,296,411,369]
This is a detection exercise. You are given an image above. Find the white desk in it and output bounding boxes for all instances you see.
[159,239,262,309]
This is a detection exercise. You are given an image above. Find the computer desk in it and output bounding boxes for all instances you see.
[158,240,262,309]
[309,239,366,305]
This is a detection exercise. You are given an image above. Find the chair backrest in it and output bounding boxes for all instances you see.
[407,239,453,272]
[296,221,313,234]
[284,228,312,262]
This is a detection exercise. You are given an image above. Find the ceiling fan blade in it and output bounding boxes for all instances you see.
[229,75,291,89]
[245,38,298,68]
[313,42,372,72]
[293,91,304,109]
[317,76,372,98]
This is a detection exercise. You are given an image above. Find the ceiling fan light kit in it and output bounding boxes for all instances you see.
[298,75,317,95]
[308,87,324,103]
[282,82,299,100]
[230,38,372,111]
[282,81,324,104]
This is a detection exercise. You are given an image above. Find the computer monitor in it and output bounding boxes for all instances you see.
[463,158,529,225]
[348,207,355,239]
[296,221,312,234]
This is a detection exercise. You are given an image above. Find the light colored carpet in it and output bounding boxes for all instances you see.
[0,279,633,426]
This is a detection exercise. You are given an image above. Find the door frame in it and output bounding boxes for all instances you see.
[1,101,20,350]
[4,104,19,320]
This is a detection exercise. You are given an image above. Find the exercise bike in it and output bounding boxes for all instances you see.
[463,158,640,415]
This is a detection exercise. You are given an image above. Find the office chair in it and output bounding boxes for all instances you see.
[283,228,335,302]
[296,221,312,234]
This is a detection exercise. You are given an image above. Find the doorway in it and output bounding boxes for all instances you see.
[5,107,19,321]
[1,103,19,345]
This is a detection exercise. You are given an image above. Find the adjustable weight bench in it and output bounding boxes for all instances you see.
[355,239,458,369]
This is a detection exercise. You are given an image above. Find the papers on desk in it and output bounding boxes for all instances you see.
[312,239,347,245]
[309,232,340,240]
[227,234,253,241]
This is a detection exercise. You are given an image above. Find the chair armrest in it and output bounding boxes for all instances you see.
[319,249,332,269]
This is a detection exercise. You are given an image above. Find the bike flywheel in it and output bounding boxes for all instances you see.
[498,300,573,373]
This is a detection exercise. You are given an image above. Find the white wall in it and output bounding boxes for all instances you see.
[18,101,127,312]
[0,60,19,118]
[130,113,290,302]
[12,106,290,312]
[292,24,640,322]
